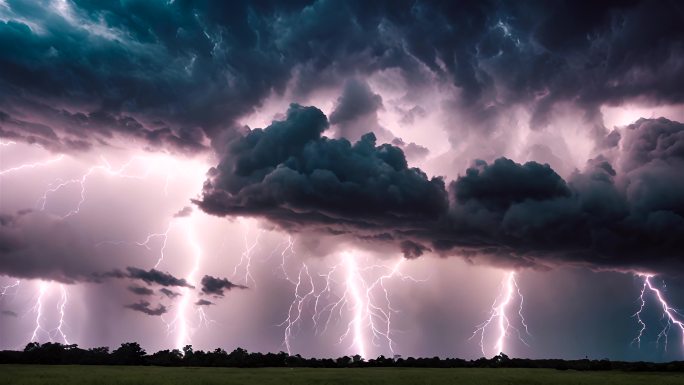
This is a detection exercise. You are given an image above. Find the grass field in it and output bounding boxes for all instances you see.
[1,365,684,385]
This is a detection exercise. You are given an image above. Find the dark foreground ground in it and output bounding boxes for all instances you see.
[1,365,684,385]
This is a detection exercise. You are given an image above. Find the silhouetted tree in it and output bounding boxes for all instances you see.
[112,342,146,365]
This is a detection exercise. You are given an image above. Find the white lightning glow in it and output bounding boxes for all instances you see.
[471,271,529,357]
[29,282,47,343]
[231,218,262,287]
[633,273,684,351]
[97,222,173,268]
[157,213,212,350]
[0,154,65,176]
[1,280,21,296]
[2,142,211,348]
[279,246,421,358]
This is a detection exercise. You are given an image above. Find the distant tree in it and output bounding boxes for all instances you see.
[112,342,146,365]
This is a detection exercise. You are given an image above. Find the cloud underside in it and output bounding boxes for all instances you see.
[0,1,681,153]
[197,106,684,273]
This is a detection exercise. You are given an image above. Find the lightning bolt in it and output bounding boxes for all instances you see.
[633,273,684,351]
[2,142,211,348]
[471,271,530,357]
[37,155,166,218]
[97,222,173,269]
[160,213,205,350]
[0,154,65,176]
[29,282,47,343]
[279,247,420,358]
[1,280,21,296]
[27,281,70,344]
[230,218,262,287]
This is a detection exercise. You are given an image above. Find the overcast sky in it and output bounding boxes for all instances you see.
[1,0,684,362]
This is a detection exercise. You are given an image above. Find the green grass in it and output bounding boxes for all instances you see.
[1,365,683,385]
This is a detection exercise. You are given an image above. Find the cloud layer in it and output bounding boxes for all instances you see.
[198,108,684,273]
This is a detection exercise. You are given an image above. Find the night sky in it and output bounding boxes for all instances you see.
[1,0,684,362]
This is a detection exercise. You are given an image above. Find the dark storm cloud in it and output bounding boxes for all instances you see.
[123,267,193,288]
[196,104,448,235]
[3,1,679,154]
[1,310,18,317]
[127,285,154,296]
[329,79,390,142]
[328,79,429,160]
[159,288,180,299]
[195,299,214,306]
[124,300,167,316]
[97,267,193,288]
[197,107,684,273]
[200,275,247,297]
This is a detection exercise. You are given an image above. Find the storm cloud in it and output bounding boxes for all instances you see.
[198,107,684,273]
[196,104,448,235]
[1,1,680,155]
[127,285,154,296]
[200,275,247,297]
[124,300,167,316]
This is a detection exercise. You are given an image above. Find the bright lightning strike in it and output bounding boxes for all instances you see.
[230,218,262,287]
[29,282,47,343]
[161,214,205,350]
[471,271,529,357]
[633,273,684,351]
[1,280,21,296]
[0,154,65,176]
[28,282,68,344]
[279,247,421,358]
[2,142,210,348]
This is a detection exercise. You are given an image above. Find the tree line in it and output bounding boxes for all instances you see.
[0,342,683,372]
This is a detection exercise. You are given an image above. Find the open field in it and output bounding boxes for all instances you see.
[1,365,684,385]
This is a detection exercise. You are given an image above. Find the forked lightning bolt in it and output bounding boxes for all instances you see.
[161,214,207,350]
[2,143,210,347]
[279,245,421,358]
[230,219,262,287]
[633,273,684,351]
[471,271,529,357]
[29,282,70,344]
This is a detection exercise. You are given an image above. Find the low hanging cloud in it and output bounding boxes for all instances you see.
[101,267,193,288]
[159,288,180,299]
[200,275,247,297]
[195,299,214,306]
[124,301,167,316]
[1,310,18,317]
[197,107,684,274]
[127,285,154,296]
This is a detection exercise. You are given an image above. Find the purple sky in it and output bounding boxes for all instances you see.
[1,0,684,362]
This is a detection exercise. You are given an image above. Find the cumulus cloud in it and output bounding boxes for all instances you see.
[196,104,448,236]
[197,107,684,273]
[124,300,167,316]
[200,275,247,297]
